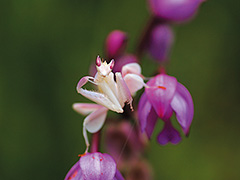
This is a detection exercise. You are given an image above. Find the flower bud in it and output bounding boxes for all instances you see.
[147,24,174,63]
[148,0,203,22]
[105,30,128,59]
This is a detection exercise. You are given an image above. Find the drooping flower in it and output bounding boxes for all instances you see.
[148,0,204,22]
[65,152,124,180]
[138,73,194,145]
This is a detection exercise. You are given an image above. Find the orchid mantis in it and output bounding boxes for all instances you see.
[73,56,145,153]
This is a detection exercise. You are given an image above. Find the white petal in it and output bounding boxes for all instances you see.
[124,74,145,95]
[121,63,142,77]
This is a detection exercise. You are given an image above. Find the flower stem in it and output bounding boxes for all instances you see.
[90,130,101,153]
[158,66,166,74]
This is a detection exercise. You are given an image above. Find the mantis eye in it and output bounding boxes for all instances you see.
[109,59,115,69]
[96,56,101,67]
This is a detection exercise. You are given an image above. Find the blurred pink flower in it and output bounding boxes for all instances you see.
[148,0,204,22]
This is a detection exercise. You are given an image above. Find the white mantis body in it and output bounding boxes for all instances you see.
[73,56,146,153]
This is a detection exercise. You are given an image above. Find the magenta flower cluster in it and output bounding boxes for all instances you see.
[65,0,204,179]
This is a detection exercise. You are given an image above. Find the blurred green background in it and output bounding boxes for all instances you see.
[1,0,240,179]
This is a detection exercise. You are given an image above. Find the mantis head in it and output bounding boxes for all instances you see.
[96,56,115,77]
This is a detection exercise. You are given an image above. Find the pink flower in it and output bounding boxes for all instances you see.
[65,152,124,180]
[105,30,139,73]
[105,30,128,59]
[138,74,194,145]
[146,24,174,63]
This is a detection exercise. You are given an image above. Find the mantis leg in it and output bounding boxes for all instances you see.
[82,106,108,153]
[115,72,133,110]
[76,76,123,112]
[73,103,103,115]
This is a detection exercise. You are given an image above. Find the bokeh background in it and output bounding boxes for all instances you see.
[1,0,240,179]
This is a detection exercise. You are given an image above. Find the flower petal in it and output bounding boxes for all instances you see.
[145,109,158,139]
[72,103,103,115]
[121,63,142,78]
[138,92,158,138]
[80,152,117,180]
[138,92,151,132]
[147,24,174,63]
[170,82,194,135]
[145,74,177,118]
[161,105,173,122]
[123,74,145,95]
[157,121,181,145]
[64,161,82,180]
[114,170,125,180]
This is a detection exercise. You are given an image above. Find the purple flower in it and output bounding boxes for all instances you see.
[148,0,204,22]
[65,152,124,180]
[146,24,174,63]
[105,30,128,59]
[138,74,194,145]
